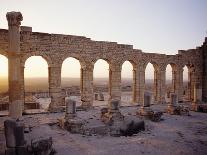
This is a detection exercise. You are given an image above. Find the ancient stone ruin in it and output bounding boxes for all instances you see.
[0,11,206,118]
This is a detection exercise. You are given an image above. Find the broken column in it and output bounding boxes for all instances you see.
[65,98,76,119]
[101,99,124,124]
[4,119,26,155]
[137,92,163,121]
[6,12,24,118]
[64,99,83,133]
[167,93,190,115]
[138,92,152,115]
[166,93,177,114]
[94,93,98,100]
[98,93,104,101]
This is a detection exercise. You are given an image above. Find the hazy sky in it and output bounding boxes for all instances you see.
[0,0,205,79]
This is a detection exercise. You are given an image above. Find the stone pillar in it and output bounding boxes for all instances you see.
[171,68,177,93]
[154,68,159,103]
[135,65,145,105]
[108,64,121,108]
[132,68,137,103]
[81,64,93,108]
[144,92,151,107]
[155,67,166,104]
[7,12,24,118]
[65,98,76,119]
[48,66,63,111]
[176,66,183,102]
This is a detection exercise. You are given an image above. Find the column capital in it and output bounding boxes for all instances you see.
[6,11,23,27]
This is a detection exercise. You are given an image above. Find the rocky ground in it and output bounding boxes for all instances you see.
[0,101,207,155]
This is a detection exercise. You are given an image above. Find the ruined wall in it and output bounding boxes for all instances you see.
[0,24,204,110]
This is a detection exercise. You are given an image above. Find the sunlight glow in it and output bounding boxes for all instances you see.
[166,64,172,81]
[24,56,48,78]
[145,63,154,80]
[94,59,109,78]
[62,57,80,78]
[0,55,8,77]
[121,61,133,79]
[183,66,188,82]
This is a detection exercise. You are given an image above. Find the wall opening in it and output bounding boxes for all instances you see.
[165,64,173,102]
[145,62,155,104]
[121,61,133,106]
[0,55,8,113]
[24,56,49,110]
[183,65,190,101]
[93,59,109,106]
[61,57,81,106]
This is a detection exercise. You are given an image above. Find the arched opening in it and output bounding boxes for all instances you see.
[121,61,133,106]
[93,59,109,106]
[0,55,8,114]
[145,62,156,104]
[165,64,173,102]
[183,65,190,101]
[24,56,49,110]
[61,57,81,106]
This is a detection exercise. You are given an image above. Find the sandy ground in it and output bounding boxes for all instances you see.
[0,101,207,155]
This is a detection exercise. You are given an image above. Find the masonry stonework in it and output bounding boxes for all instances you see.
[0,12,206,117]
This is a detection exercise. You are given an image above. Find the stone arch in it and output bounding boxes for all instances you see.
[61,56,82,105]
[143,60,160,104]
[165,62,178,101]
[21,52,52,67]
[121,60,134,105]
[0,50,8,58]
[60,53,85,68]
[93,58,110,105]
[181,62,195,101]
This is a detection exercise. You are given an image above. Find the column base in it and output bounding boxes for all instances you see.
[137,106,163,122]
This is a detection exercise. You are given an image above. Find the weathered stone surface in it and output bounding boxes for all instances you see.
[137,107,163,122]
[98,93,104,101]
[4,119,25,148]
[64,119,84,133]
[167,105,190,115]
[192,103,207,112]
[65,98,76,119]
[94,93,98,100]
[144,92,151,107]
[30,137,54,155]
[120,119,145,136]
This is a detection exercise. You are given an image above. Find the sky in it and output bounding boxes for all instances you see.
[0,0,206,79]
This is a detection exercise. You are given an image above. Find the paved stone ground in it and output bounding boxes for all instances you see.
[0,103,207,155]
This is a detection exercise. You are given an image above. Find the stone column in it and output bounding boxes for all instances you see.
[7,12,23,118]
[176,66,184,102]
[108,64,121,108]
[80,64,93,108]
[48,66,63,111]
[132,68,137,103]
[157,67,166,104]
[154,67,166,104]
[135,65,145,105]
[153,68,159,103]
[171,68,177,93]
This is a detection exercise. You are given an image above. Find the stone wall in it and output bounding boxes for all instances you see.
[0,12,205,117]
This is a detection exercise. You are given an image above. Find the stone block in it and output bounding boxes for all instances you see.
[31,137,53,155]
[120,119,145,136]
[98,93,104,101]
[5,148,16,155]
[65,98,76,119]
[144,92,151,107]
[4,119,25,148]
